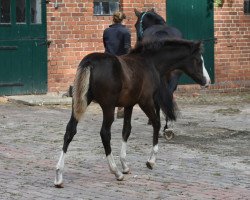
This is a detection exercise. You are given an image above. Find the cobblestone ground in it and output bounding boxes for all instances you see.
[0,93,249,200]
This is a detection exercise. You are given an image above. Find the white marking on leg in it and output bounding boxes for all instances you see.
[201,56,211,86]
[120,141,130,173]
[57,151,65,170]
[55,151,65,186]
[147,145,159,168]
[107,153,124,180]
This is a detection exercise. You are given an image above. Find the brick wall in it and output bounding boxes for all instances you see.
[47,0,165,93]
[47,0,249,93]
[213,0,250,92]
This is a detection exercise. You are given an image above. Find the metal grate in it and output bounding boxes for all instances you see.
[244,0,250,14]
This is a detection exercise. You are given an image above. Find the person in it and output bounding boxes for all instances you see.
[103,11,131,56]
[103,11,131,118]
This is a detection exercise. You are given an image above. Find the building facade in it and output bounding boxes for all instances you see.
[0,0,249,95]
[47,0,250,93]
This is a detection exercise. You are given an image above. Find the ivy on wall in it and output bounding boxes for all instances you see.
[214,0,224,7]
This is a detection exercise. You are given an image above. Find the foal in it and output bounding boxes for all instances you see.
[55,39,210,187]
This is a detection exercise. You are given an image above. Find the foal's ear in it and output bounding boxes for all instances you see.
[134,8,141,17]
[193,41,202,52]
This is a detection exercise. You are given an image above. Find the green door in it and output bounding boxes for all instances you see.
[167,0,214,84]
[0,0,47,95]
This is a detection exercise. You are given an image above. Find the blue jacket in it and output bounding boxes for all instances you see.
[103,23,131,56]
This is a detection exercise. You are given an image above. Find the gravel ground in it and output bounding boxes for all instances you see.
[0,92,249,200]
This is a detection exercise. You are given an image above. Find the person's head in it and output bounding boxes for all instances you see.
[113,12,126,23]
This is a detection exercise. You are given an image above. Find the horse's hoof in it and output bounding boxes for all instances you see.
[116,171,124,181]
[163,129,174,140]
[54,178,64,188]
[54,169,64,188]
[54,183,64,188]
[122,167,130,174]
[146,161,154,170]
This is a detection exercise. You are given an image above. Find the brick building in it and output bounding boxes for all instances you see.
[0,0,249,95]
[46,0,168,93]
[47,0,250,94]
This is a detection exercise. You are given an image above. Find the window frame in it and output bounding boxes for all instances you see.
[244,0,250,15]
[0,0,11,24]
[16,0,26,24]
[93,0,120,16]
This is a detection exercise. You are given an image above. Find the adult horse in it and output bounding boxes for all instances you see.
[134,9,211,138]
[54,38,210,187]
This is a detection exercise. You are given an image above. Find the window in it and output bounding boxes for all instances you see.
[31,0,42,24]
[16,0,26,23]
[94,0,119,15]
[244,0,250,14]
[0,0,11,24]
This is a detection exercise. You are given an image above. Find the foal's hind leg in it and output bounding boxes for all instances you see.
[101,106,124,181]
[120,106,133,174]
[139,102,161,169]
[54,113,78,187]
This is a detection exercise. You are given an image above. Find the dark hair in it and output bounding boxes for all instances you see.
[113,12,126,23]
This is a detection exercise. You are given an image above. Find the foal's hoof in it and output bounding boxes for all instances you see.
[146,161,154,170]
[122,167,130,174]
[54,183,64,188]
[54,169,64,188]
[115,171,124,181]
[163,129,174,140]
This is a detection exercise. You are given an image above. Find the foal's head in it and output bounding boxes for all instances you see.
[134,8,165,41]
[178,41,211,87]
[130,39,211,87]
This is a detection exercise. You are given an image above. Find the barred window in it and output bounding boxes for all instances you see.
[94,0,119,15]
[244,0,250,14]
[16,0,26,23]
[0,0,11,23]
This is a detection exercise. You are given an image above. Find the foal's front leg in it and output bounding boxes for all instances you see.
[120,106,133,174]
[139,103,161,169]
[101,107,124,181]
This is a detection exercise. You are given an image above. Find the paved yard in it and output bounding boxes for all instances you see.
[0,93,249,199]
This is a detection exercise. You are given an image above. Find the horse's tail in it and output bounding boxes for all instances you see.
[73,60,91,121]
[157,78,177,121]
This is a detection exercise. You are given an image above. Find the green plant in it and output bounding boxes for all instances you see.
[214,0,224,7]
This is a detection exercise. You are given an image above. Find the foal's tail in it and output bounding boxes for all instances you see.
[73,61,91,121]
[157,78,178,121]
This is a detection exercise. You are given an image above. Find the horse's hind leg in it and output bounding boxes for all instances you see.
[163,71,182,140]
[139,102,161,169]
[120,106,133,174]
[54,113,78,187]
[101,106,124,181]
[163,116,174,140]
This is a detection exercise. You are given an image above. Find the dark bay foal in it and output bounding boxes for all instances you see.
[54,39,210,187]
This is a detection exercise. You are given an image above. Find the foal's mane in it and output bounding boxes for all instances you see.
[130,39,203,55]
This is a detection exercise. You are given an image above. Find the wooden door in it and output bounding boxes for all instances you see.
[167,0,215,84]
[0,0,47,95]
